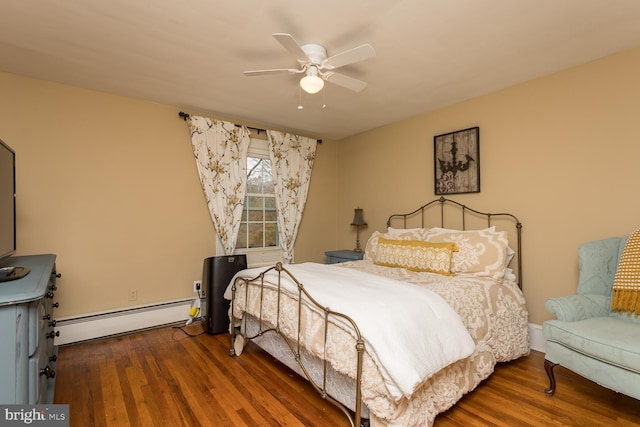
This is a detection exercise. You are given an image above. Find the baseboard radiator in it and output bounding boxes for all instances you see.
[54,298,198,346]
[53,299,545,352]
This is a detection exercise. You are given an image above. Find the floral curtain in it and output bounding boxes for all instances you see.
[266,131,317,264]
[188,116,250,255]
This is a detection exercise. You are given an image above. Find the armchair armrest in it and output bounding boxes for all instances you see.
[545,294,610,321]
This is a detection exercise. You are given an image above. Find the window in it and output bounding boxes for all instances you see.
[236,156,278,249]
[216,136,282,266]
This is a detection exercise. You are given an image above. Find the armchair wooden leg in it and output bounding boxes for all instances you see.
[544,359,558,396]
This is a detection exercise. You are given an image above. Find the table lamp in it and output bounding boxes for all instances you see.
[351,208,367,252]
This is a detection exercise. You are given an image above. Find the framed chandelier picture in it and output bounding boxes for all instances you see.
[434,126,480,195]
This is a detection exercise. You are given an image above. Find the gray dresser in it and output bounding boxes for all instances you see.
[0,254,59,404]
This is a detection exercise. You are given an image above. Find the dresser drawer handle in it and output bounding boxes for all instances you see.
[39,366,56,379]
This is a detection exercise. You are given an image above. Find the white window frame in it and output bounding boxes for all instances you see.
[216,136,282,267]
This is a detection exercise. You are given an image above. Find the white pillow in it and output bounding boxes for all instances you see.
[387,226,428,235]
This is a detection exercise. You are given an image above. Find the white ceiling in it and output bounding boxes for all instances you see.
[1,1,640,140]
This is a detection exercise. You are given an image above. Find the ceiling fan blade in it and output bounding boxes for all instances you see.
[272,33,310,63]
[243,68,302,77]
[323,71,368,92]
[322,44,376,69]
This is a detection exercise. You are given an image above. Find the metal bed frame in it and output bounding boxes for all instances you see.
[229,263,366,426]
[386,196,523,288]
[229,197,523,427]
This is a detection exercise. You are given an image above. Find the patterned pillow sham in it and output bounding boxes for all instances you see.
[429,226,515,266]
[373,237,458,275]
[364,229,430,261]
[425,228,510,282]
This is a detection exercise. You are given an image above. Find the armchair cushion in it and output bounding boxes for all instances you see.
[544,317,640,374]
[545,294,610,322]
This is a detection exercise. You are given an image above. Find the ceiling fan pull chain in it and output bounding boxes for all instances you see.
[322,86,326,109]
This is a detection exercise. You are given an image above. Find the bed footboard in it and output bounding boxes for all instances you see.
[229,262,366,427]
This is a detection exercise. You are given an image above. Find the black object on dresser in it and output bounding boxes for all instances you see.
[0,254,60,404]
[202,255,247,335]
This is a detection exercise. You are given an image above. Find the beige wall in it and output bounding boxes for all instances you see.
[337,45,640,324]
[0,71,338,318]
[2,44,639,325]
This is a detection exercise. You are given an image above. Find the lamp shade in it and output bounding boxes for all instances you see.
[300,74,324,94]
[351,208,367,226]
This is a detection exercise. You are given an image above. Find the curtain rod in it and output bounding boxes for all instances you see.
[178,112,321,144]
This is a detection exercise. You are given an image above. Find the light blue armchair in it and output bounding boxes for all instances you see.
[543,236,640,400]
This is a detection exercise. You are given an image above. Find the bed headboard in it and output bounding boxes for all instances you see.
[386,197,523,288]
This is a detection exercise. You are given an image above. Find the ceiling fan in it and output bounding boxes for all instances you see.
[243,33,376,94]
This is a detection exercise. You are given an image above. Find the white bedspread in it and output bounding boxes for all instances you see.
[226,262,475,399]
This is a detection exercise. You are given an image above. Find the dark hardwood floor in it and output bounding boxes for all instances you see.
[54,323,640,426]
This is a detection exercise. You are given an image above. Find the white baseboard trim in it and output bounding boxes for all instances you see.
[529,323,545,353]
[54,298,198,346]
[53,299,547,354]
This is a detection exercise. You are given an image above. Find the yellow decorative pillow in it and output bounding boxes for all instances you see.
[364,229,430,261]
[374,237,458,275]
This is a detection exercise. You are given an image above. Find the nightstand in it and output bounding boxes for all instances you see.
[325,250,365,264]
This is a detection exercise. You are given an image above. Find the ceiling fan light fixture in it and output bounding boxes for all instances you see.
[300,75,324,94]
[300,66,324,94]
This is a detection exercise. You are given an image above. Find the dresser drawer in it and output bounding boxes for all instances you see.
[29,346,46,404]
[28,300,46,357]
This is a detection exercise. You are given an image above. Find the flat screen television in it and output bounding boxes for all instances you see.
[0,139,29,281]
[0,139,15,259]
